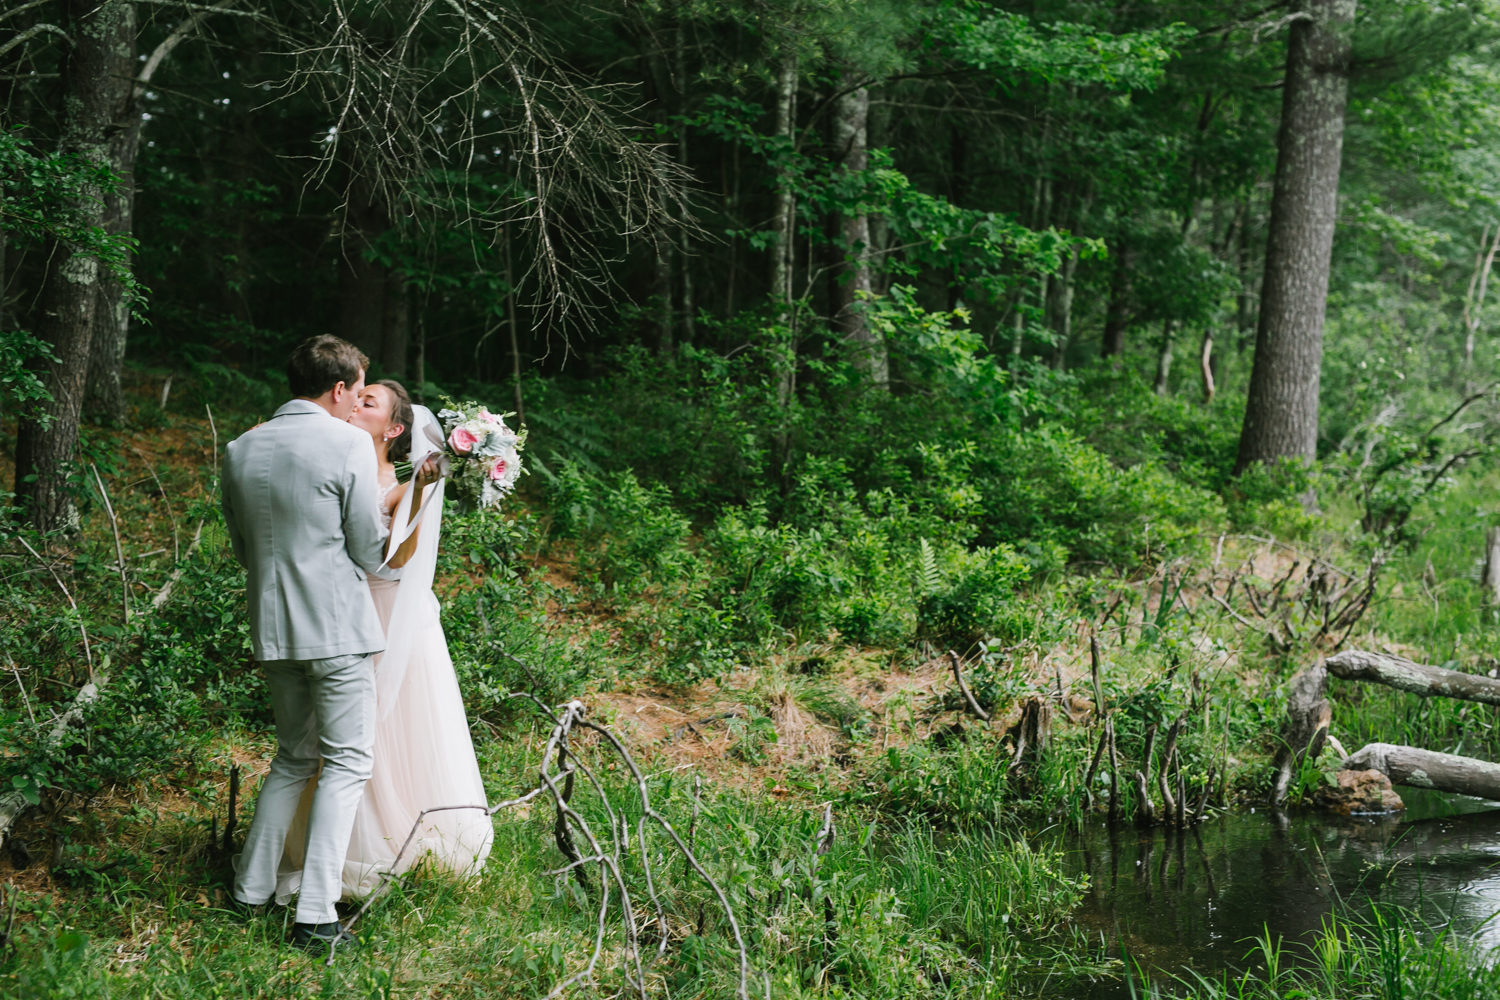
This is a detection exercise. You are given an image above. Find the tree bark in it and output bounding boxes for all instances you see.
[1235,0,1356,473]
[83,1,139,426]
[832,86,884,385]
[14,0,126,530]
[770,51,798,429]
[337,180,389,364]
[1154,319,1175,395]
[673,18,694,348]
[769,52,798,318]
[1200,330,1216,404]
[381,268,408,376]
[1344,743,1500,800]
[1236,197,1256,352]
[1327,649,1500,706]
[1483,527,1500,604]
[1048,246,1079,369]
[1101,243,1131,358]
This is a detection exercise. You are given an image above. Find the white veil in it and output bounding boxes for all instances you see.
[375,404,448,719]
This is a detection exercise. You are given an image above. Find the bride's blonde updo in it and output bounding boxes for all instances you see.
[378,379,415,462]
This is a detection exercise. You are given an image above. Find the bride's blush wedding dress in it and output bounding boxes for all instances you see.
[278,408,494,903]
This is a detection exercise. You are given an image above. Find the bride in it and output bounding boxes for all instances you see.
[278,378,494,903]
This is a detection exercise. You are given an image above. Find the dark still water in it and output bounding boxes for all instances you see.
[1057,792,1500,993]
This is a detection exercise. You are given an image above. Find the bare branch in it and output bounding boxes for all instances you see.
[0,23,72,60]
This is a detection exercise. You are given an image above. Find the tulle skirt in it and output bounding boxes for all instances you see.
[277,578,494,902]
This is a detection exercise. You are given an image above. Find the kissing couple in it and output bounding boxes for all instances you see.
[221,334,494,952]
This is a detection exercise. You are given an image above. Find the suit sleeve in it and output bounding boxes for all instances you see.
[342,434,390,574]
[220,448,248,568]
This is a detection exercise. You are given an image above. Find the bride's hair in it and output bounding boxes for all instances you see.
[378,380,415,462]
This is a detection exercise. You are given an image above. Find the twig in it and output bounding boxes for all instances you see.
[1089,634,1106,717]
[1107,717,1120,824]
[683,773,701,880]
[815,802,835,856]
[8,661,35,725]
[947,649,989,723]
[1082,726,1108,811]
[205,405,219,479]
[131,446,179,563]
[152,522,205,610]
[90,465,130,624]
[15,537,92,677]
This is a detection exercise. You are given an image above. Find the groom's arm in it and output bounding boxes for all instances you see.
[340,435,389,574]
[220,447,248,568]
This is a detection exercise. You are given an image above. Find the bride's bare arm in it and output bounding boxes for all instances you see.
[388,459,442,569]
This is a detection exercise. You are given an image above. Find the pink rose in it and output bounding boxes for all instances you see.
[449,426,478,454]
[480,410,502,425]
[489,455,511,480]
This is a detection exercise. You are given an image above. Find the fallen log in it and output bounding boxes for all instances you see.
[1344,742,1500,801]
[1327,649,1500,706]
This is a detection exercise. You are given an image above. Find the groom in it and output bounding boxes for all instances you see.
[222,334,389,951]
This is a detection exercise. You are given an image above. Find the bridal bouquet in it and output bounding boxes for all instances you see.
[436,398,526,512]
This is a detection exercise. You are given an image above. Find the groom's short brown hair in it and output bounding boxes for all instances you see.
[288,335,369,398]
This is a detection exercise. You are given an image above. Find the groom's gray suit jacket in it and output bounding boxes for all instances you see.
[222,398,388,662]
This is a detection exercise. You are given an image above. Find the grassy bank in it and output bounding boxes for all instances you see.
[5,370,1500,998]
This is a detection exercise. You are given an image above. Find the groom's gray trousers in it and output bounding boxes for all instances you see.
[234,651,376,924]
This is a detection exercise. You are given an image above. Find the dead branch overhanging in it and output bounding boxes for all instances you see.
[260,0,699,351]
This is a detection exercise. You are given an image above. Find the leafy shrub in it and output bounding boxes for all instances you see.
[547,463,692,595]
[973,424,1225,564]
[916,544,1032,649]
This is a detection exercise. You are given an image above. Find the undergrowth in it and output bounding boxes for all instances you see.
[3,359,1500,998]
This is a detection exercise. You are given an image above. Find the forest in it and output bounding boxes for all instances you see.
[7,0,1500,996]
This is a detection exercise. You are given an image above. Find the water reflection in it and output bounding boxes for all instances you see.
[1058,791,1500,995]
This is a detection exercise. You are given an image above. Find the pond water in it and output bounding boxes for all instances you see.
[1060,790,1500,995]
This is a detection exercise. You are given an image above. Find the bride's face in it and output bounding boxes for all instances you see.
[350,385,400,447]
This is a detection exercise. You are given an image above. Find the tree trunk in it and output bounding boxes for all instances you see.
[14,0,126,530]
[1235,199,1255,352]
[1234,0,1356,474]
[1101,243,1131,358]
[832,86,884,385]
[654,244,673,354]
[769,53,798,318]
[673,19,695,348]
[1154,319,1175,395]
[0,217,7,331]
[1048,247,1079,369]
[381,269,408,377]
[770,52,798,424]
[1200,330,1216,404]
[1483,526,1500,604]
[337,182,388,364]
[83,2,140,426]
[504,226,524,424]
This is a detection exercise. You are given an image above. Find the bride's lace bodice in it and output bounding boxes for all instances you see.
[377,480,396,532]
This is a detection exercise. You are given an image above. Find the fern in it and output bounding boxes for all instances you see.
[918,538,942,596]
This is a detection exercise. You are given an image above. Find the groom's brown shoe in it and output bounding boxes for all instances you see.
[292,921,358,955]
